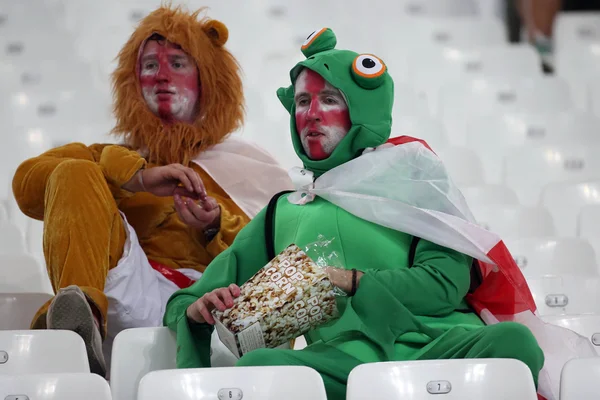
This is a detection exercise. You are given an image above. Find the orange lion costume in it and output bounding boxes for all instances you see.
[11,5,292,376]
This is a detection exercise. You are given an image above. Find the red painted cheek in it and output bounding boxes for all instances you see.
[321,108,351,131]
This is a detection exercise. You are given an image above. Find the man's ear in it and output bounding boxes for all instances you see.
[203,20,229,47]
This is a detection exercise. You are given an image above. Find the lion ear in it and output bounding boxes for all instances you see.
[203,20,229,47]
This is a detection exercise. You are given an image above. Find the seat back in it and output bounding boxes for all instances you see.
[560,357,600,400]
[0,292,53,330]
[138,366,328,400]
[0,373,111,399]
[526,276,600,316]
[472,205,555,238]
[0,330,89,374]
[0,253,53,293]
[506,237,597,278]
[110,327,239,400]
[347,359,538,399]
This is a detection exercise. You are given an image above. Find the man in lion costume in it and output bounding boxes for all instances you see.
[11,5,292,376]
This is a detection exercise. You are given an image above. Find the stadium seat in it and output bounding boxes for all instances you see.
[467,112,600,183]
[391,84,431,118]
[555,11,600,108]
[0,292,53,330]
[591,80,600,117]
[541,180,600,237]
[471,205,555,238]
[110,327,239,400]
[0,220,25,254]
[505,237,597,278]
[578,204,600,265]
[526,276,600,316]
[542,315,600,355]
[435,147,485,187]
[410,45,541,115]
[0,330,89,374]
[439,76,572,146]
[461,184,519,208]
[0,202,7,220]
[0,373,111,400]
[0,254,53,293]
[391,115,447,150]
[346,359,538,400]
[138,366,328,400]
[503,144,600,205]
[560,357,600,400]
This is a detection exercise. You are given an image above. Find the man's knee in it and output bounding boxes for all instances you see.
[483,322,544,375]
[236,348,293,367]
[47,160,108,201]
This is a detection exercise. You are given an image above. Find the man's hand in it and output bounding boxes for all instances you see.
[174,194,221,232]
[123,164,206,200]
[325,267,364,294]
[186,284,241,324]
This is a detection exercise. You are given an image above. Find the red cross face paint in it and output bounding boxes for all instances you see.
[138,39,200,124]
[294,69,352,160]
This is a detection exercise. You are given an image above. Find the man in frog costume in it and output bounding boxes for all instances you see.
[164,28,545,399]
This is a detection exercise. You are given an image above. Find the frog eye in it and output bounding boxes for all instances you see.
[353,54,386,78]
[351,54,387,89]
[300,28,336,57]
[302,28,328,50]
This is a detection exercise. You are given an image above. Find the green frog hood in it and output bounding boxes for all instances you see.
[277,28,395,176]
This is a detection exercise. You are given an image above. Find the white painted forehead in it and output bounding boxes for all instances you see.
[294,68,349,103]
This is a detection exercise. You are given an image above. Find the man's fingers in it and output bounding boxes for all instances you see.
[206,292,227,312]
[201,196,219,212]
[175,170,195,193]
[229,284,241,297]
[173,186,200,200]
[217,287,234,308]
[174,195,196,224]
[172,164,206,198]
[198,301,215,325]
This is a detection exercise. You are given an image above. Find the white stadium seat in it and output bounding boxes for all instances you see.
[0,292,53,330]
[471,205,555,238]
[0,220,26,254]
[346,359,538,400]
[439,77,572,146]
[0,330,89,374]
[578,204,600,265]
[461,184,519,208]
[410,45,541,115]
[541,180,600,237]
[467,112,600,183]
[110,327,239,400]
[542,315,600,355]
[0,373,111,400]
[591,80,600,117]
[505,237,597,278]
[560,357,600,400]
[0,202,7,220]
[0,254,53,294]
[436,147,485,187]
[138,366,328,400]
[526,276,600,316]
[503,144,600,205]
[391,116,447,150]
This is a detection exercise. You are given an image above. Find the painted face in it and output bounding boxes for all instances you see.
[294,69,352,160]
[139,39,200,124]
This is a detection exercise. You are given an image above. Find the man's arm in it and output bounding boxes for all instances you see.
[163,204,270,368]
[12,143,145,220]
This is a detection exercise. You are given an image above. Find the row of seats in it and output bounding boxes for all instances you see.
[0,327,597,399]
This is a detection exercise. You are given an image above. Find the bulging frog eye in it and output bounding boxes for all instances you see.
[300,27,336,58]
[351,54,387,89]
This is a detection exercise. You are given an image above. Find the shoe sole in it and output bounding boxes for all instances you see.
[47,287,106,377]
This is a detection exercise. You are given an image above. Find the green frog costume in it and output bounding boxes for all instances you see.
[164,28,544,400]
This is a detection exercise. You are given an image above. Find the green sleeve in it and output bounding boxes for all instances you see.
[163,206,271,368]
[354,238,472,317]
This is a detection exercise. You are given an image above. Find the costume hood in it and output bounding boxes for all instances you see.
[111,5,244,165]
[277,28,394,176]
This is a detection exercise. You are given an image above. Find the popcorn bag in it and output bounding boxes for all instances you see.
[212,242,341,358]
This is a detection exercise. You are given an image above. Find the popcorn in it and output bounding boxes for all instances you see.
[213,244,339,357]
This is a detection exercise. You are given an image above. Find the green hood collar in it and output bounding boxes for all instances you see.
[277,28,394,176]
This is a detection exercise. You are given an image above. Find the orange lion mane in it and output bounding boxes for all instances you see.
[110,4,244,165]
